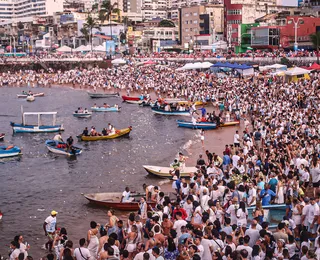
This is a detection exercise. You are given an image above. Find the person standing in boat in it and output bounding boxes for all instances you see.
[82,127,89,136]
[121,187,135,203]
[53,133,63,145]
[66,136,74,150]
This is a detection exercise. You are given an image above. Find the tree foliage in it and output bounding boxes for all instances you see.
[158,20,175,27]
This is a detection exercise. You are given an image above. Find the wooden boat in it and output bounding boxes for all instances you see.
[122,95,141,102]
[17,92,44,98]
[220,120,240,127]
[139,101,154,107]
[77,127,132,141]
[151,107,191,116]
[26,95,35,102]
[91,106,121,112]
[0,145,21,158]
[45,140,82,156]
[0,133,4,141]
[164,99,205,106]
[83,192,156,211]
[177,120,217,130]
[87,92,119,98]
[143,165,197,178]
[11,109,64,133]
[73,112,92,118]
[125,100,142,104]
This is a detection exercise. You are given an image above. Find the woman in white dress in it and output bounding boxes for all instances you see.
[275,175,284,204]
[236,201,248,230]
[87,221,100,259]
[292,198,302,237]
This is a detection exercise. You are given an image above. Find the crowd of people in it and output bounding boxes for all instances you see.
[3,57,320,260]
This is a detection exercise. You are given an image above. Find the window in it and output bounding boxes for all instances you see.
[185,20,188,24]
[185,28,189,32]
[193,12,197,16]
[227,20,241,24]
[185,13,189,17]
[227,9,241,15]
[193,20,198,24]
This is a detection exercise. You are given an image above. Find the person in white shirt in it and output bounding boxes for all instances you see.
[74,238,91,260]
[226,197,239,225]
[232,151,241,168]
[173,212,187,238]
[234,130,240,148]
[183,196,194,222]
[237,236,252,259]
[247,183,257,206]
[307,198,320,236]
[9,241,20,260]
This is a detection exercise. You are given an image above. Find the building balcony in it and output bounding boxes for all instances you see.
[200,22,205,27]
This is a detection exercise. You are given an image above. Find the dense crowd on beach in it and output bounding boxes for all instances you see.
[3,59,320,260]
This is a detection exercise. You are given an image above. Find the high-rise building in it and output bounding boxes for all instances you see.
[123,0,143,22]
[0,0,64,21]
[141,0,167,20]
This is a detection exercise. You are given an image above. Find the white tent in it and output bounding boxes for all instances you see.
[265,64,287,70]
[201,62,213,69]
[111,58,126,65]
[74,45,91,52]
[56,45,73,52]
[93,45,105,52]
[284,67,311,76]
[212,41,228,50]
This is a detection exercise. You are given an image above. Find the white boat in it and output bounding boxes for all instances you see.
[26,96,35,102]
[11,107,64,133]
[142,165,197,178]
[17,92,44,98]
[73,112,92,118]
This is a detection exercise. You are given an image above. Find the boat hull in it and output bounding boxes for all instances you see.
[17,93,44,98]
[11,123,64,133]
[0,133,4,141]
[125,100,142,104]
[143,165,197,178]
[88,92,119,98]
[73,112,92,118]
[91,107,120,112]
[83,192,156,211]
[220,121,240,127]
[45,140,82,156]
[177,120,217,130]
[0,146,21,158]
[122,95,140,101]
[151,107,191,116]
[78,127,131,141]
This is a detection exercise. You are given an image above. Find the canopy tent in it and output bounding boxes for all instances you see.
[308,63,320,70]
[56,45,73,53]
[265,64,287,70]
[176,62,214,71]
[93,45,105,52]
[74,45,91,52]
[285,67,311,82]
[284,67,311,76]
[201,62,213,69]
[211,62,252,70]
[111,58,126,65]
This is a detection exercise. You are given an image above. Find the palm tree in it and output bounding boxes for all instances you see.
[99,0,120,44]
[83,15,101,52]
[158,20,175,28]
[310,32,320,64]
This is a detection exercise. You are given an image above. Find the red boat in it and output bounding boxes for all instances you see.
[122,95,141,102]
[83,192,156,211]
[0,133,4,141]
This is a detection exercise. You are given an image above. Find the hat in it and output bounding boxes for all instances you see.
[304,197,310,203]
[51,210,58,215]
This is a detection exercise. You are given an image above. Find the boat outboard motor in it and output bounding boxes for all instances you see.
[71,147,77,155]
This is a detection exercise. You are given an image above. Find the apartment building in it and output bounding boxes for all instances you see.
[0,0,63,21]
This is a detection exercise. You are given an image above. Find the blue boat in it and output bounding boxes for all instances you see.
[0,145,21,158]
[45,140,82,156]
[11,111,64,133]
[177,120,217,130]
[151,107,191,116]
[73,112,92,118]
[91,106,121,112]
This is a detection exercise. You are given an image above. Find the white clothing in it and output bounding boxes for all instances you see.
[10,249,20,260]
[45,216,57,233]
[183,202,193,222]
[234,133,240,144]
[247,188,257,206]
[74,247,91,260]
[226,204,238,225]
[236,208,248,227]
[173,219,187,238]
[201,239,213,260]
[232,155,240,168]
[237,245,252,259]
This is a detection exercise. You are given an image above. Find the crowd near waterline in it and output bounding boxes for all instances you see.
[1,60,320,260]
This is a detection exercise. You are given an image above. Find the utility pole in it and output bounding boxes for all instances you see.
[288,17,303,52]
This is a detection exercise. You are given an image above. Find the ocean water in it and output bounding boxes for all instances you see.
[0,86,196,257]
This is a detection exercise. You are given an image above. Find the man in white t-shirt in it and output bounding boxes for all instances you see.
[173,211,187,238]
[247,183,257,206]
[121,187,134,202]
[43,210,57,252]
[236,236,252,259]
[74,238,91,260]
[10,241,20,260]
[232,151,241,168]
[183,196,194,222]
[307,198,320,236]
[234,130,240,148]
